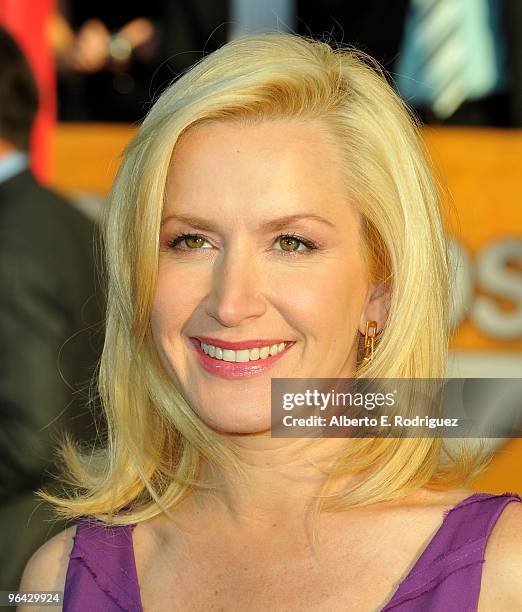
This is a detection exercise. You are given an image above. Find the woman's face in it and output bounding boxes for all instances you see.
[151,119,387,433]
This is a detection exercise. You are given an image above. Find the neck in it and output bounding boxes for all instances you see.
[186,436,364,532]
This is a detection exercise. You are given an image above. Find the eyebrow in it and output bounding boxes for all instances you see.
[160,213,335,232]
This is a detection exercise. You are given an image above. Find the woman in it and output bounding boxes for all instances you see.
[20,33,521,610]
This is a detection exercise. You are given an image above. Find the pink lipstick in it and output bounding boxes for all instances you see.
[189,338,295,379]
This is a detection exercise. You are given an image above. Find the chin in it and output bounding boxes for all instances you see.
[193,406,272,435]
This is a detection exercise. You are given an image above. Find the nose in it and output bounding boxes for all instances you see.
[204,242,267,327]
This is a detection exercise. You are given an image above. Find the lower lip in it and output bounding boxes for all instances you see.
[189,339,295,379]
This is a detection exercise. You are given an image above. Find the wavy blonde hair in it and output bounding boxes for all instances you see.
[40,33,490,526]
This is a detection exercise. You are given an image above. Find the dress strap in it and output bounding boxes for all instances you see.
[382,492,521,610]
[410,492,521,571]
[63,518,141,611]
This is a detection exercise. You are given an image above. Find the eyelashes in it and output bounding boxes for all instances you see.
[166,232,319,256]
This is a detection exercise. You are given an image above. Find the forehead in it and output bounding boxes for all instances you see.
[163,119,356,228]
[171,118,340,161]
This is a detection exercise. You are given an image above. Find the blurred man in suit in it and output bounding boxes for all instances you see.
[0,27,103,590]
[394,0,522,127]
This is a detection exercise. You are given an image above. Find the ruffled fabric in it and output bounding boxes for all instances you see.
[62,492,521,611]
[381,492,521,610]
[63,520,142,611]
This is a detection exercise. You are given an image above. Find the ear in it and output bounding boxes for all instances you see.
[358,282,390,336]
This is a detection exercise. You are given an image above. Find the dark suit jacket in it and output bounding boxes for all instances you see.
[297,0,410,70]
[160,0,521,127]
[159,1,408,81]
[0,169,104,589]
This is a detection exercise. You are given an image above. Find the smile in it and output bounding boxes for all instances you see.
[189,338,295,379]
[200,340,287,362]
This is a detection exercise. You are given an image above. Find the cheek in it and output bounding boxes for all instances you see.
[150,265,201,338]
[289,260,368,322]
[269,261,368,353]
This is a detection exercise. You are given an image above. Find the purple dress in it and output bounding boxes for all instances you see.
[63,492,521,611]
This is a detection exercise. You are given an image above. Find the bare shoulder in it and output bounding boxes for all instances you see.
[18,525,77,610]
[386,486,476,511]
[479,497,522,611]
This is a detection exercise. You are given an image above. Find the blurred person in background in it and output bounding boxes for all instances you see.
[297,0,410,73]
[298,0,522,126]
[165,1,411,87]
[49,0,522,127]
[395,0,522,127]
[50,0,413,123]
[51,1,169,122]
[0,26,104,591]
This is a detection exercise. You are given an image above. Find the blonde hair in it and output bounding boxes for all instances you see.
[40,33,490,526]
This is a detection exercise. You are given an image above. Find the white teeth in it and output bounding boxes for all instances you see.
[234,349,251,363]
[259,346,270,359]
[222,349,235,362]
[200,341,288,362]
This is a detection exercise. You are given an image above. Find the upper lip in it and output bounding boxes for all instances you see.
[191,337,293,350]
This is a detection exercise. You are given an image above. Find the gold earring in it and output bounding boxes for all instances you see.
[363,320,378,363]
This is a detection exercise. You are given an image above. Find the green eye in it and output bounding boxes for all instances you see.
[185,236,205,248]
[275,233,318,253]
[168,234,210,250]
[279,236,301,251]
[167,232,318,255]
